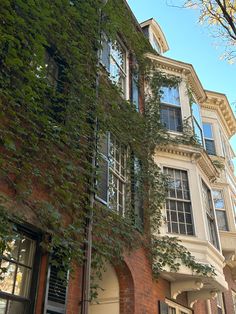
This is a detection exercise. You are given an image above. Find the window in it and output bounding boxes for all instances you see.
[212,190,228,231]
[131,71,139,111]
[203,123,216,155]
[131,156,143,229]
[232,290,236,314]
[216,293,225,314]
[45,50,59,89]
[164,167,194,235]
[151,34,161,53]
[0,228,39,314]
[164,300,192,314]
[191,103,204,146]
[160,86,182,132]
[202,181,219,249]
[100,37,127,96]
[96,133,127,215]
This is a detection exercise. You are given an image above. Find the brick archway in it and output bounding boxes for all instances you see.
[115,261,135,314]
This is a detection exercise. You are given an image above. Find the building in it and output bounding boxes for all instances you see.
[0,1,236,314]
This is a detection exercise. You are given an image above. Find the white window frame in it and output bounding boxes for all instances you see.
[203,122,216,155]
[96,133,127,216]
[164,167,194,236]
[216,292,225,314]
[100,35,129,99]
[232,290,236,314]
[201,180,220,249]
[212,189,228,231]
[160,85,183,133]
[165,299,192,314]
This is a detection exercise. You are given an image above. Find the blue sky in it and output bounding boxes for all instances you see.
[127,0,236,155]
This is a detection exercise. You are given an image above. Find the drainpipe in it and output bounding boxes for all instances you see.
[80,1,108,314]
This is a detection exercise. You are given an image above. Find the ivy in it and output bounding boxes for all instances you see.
[0,0,215,292]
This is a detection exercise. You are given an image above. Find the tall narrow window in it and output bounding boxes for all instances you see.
[96,133,127,215]
[45,50,59,89]
[100,38,127,96]
[232,290,236,314]
[131,72,139,111]
[0,229,39,314]
[212,190,228,231]
[160,86,182,132]
[191,102,204,146]
[202,181,219,249]
[164,167,194,235]
[203,123,216,155]
[216,293,225,314]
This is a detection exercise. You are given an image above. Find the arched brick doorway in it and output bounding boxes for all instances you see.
[89,261,135,314]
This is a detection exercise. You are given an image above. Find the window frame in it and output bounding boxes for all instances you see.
[232,290,236,314]
[212,189,228,231]
[216,292,226,314]
[163,167,194,236]
[201,180,220,249]
[203,122,216,155]
[96,133,127,216]
[0,224,41,314]
[165,299,193,314]
[160,85,183,133]
[100,35,129,98]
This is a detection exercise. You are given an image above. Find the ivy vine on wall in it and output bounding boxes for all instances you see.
[0,0,215,289]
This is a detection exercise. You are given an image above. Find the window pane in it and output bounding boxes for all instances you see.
[193,119,204,146]
[216,210,228,231]
[3,238,20,260]
[0,261,16,294]
[7,300,25,314]
[19,237,35,267]
[14,266,32,297]
[0,299,7,314]
[132,75,139,111]
[160,105,182,132]
[203,123,213,138]
[205,139,216,155]
[192,103,202,126]
[160,86,180,106]
[212,190,225,209]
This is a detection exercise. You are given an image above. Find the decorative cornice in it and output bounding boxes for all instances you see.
[156,144,219,181]
[203,90,236,138]
[145,53,206,103]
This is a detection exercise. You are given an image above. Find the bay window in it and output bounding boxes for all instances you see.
[202,181,219,249]
[160,86,182,132]
[212,190,228,231]
[0,228,39,314]
[203,123,216,155]
[100,37,127,96]
[164,167,194,235]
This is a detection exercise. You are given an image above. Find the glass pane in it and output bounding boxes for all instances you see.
[203,123,213,138]
[193,119,204,146]
[192,103,202,125]
[0,298,7,314]
[205,139,216,155]
[0,261,16,294]
[14,266,32,297]
[7,300,25,314]
[132,76,139,111]
[216,210,228,231]
[3,237,20,260]
[213,190,224,209]
[160,86,180,106]
[110,42,125,70]
[19,237,35,267]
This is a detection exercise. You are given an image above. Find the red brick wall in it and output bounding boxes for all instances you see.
[222,265,236,314]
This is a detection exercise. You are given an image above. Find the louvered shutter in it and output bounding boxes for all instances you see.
[44,264,69,314]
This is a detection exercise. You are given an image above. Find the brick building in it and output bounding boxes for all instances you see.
[0,1,236,314]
